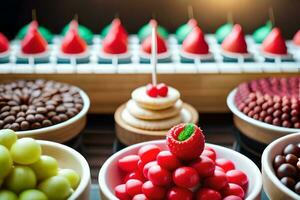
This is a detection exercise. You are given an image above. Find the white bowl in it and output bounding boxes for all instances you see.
[262,132,300,200]
[227,89,300,144]
[38,140,91,200]
[98,140,262,200]
[16,90,90,143]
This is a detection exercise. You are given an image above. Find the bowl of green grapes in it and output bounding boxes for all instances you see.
[0,129,91,200]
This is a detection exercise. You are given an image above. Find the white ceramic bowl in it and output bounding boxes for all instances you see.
[227,89,300,144]
[16,90,90,143]
[98,140,262,200]
[262,132,300,200]
[38,140,91,200]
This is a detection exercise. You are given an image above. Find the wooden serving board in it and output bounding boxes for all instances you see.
[115,103,199,145]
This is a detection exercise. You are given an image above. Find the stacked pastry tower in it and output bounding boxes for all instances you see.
[122,84,183,131]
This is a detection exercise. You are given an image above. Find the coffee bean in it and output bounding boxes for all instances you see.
[4,115,15,124]
[66,111,75,118]
[46,105,55,111]
[295,182,300,194]
[56,106,66,113]
[35,114,45,122]
[75,104,83,110]
[274,155,286,169]
[42,120,52,127]
[17,112,25,118]
[7,101,18,106]
[0,111,10,119]
[26,114,35,123]
[47,111,56,118]
[20,121,29,130]
[281,177,295,189]
[63,103,74,108]
[0,106,10,112]
[277,163,297,179]
[3,124,10,129]
[31,122,41,129]
[36,107,47,114]
[58,114,68,122]
[16,117,25,123]
[284,144,300,157]
[10,123,20,131]
[0,120,3,128]
[285,154,298,166]
[51,116,61,124]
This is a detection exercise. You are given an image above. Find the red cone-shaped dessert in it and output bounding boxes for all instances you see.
[262,27,287,55]
[61,20,87,54]
[141,30,167,54]
[182,26,209,55]
[221,24,248,54]
[102,19,128,54]
[21,21,47,54]
[293,30,300,46]
[0,33,9,53]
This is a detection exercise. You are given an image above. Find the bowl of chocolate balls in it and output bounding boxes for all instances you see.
[0,79,90,143]
[227,77,300,145]
[262,132,300,199]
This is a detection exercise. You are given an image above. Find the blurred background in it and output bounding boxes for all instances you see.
[0,0,299,39]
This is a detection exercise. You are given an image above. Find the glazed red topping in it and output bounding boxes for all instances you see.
[21,21,47,54]
[234,77,300,128]
[0,33,9,53]
[293,30,300,46]
[262,27,287,55]
[141,32,167,54]
[146,83,168,98]
[221,24,248,54]
[182,26,209,55]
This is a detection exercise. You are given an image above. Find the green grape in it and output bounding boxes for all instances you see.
[0,190,18,200]
[10,138,41,165]
[30,155,58,181]
[0,145,13,179]
[0,129,17,149]
[19,189,48,200]
[38,176,72,200]
[58,169,80,189]
[5,166,37,194]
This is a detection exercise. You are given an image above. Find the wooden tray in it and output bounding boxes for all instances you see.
[115,103,199,145]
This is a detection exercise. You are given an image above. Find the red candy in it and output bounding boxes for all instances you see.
[190,156,215,177]
[167,187,193,200]
[0,33,9,53]
[125,179,143,196]
[173,167,200,189]
[115,184,131,200]
[262,27,287,55]
[156,150,181,171]
[182,26,209,55]
[221,24,248,54]
[226,169,248,190]
[146,84,158,97]
[157,83,169,97]
[132,194,149,200]
[215,158,235,172]
[221,183,245,199]
[203,170,228,190]
[115,124,249,200]
[138,144,161,163]
[167,123,205,161]
[196,188,222,200]
[148,165,172,186]
[141,31,167,54]
[142,181,166,199]
[293,30,300,46]
[118,155,140,172]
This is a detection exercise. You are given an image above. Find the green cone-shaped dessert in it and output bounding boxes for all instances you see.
[175,18,197,44]
[138,20,169,42]
[253,21,273,43]
[61,22,93,44]
[16,23,53,42]
[215,23,233,44]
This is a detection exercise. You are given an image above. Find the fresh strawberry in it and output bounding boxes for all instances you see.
[166,123,205,161]
[157,83,168,97]
[146,83,158,97]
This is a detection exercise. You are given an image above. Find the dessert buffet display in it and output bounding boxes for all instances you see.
[99,123,262,200]
[0,79,90,143]
[0,129,91,200]
[115,25,198,145]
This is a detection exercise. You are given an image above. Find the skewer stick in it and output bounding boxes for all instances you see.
[112,56,118,70]
[70,56,77,72]
[269,7,275,26]
[32,9,37,21]
[74,14,78,22]
[151,25,157,86]
[227,12,234,24]
[188,5,194,19]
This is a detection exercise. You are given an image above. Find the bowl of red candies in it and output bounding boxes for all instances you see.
[262,132,300,199]
[99,123,262,200]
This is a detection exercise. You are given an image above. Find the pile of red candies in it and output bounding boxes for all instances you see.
[114,124,249,200]
[235,77,300,128]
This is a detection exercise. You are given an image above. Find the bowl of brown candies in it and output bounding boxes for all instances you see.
[0,79,90,143]
[262,132,300,199]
